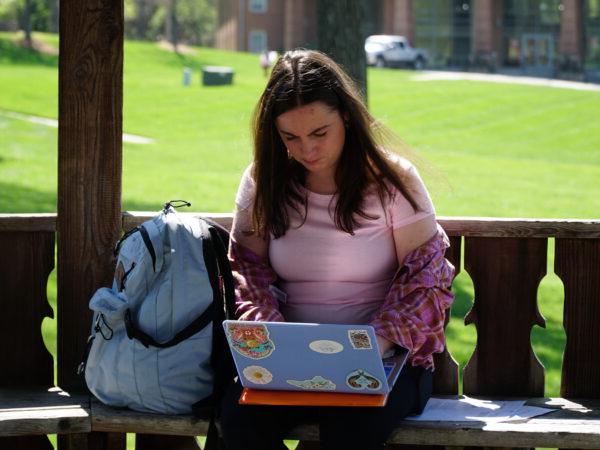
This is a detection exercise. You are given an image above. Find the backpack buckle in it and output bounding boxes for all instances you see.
[163,200,191,214]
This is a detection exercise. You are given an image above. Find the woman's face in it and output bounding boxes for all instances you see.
[275,101,346,181]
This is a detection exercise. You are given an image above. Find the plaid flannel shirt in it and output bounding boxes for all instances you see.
[229,225,455,370]
[370,225,455,370]
[228,240,285,322]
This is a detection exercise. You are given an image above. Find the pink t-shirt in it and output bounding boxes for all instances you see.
[235,157,435,325]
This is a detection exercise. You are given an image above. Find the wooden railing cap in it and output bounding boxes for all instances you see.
[2,213,600,238]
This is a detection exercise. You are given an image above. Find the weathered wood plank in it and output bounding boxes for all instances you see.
[279,396,600,448]
[3,214,600,239]
[91,396,600,448]
[0,214,56,232]
[0,388,90,436]
[438,217,600,239]
[463,237,546,397]
[0,232,54,387]
[123,214,600,238]
[57,0,124,392]
[556,238,600,399]
[90,400,209,436]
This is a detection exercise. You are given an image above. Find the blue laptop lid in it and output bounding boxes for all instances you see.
[223,320,391,395]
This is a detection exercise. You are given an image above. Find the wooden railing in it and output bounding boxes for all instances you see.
[1,213,600,449]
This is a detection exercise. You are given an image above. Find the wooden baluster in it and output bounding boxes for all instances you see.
[555,238,600,398]
[433,235,461,396]
[462,237,546,450]
[555,238,600,450]
[0,230,55,450]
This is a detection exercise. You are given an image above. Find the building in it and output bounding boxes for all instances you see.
[215,0,316,53]
[215,0,600,81]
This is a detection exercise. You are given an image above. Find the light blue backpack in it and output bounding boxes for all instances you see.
[79,201,235,415]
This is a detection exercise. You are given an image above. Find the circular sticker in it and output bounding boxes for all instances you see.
[242,365,273,385]
[309,340,344,354]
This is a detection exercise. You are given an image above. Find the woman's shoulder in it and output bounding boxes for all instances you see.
[379,151,424,193]
[381,150,415,174]
[376,151,436,227]
[235,163,256,210]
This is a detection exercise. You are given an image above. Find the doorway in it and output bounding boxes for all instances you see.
[520,33,555,77]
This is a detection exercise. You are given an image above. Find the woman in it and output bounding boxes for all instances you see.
[220,49,455,450]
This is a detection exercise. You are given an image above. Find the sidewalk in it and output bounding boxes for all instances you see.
[412,71,600,92]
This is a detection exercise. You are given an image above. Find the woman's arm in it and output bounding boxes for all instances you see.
[228,204,285,322]
[371,216,455,368]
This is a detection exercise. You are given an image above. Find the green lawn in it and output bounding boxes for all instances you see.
[2,32,600,405]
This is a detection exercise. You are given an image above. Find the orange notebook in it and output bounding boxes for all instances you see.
[240,387,388,407]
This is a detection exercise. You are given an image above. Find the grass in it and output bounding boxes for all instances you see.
[2,31,600,412]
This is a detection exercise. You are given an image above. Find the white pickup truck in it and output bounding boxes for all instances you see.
[365,35,428,69]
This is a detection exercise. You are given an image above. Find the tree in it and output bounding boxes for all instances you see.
[164,0,177,48]
[0,0,51,47]
[175,0,216,46]
[122,0,216,46]
[46,0,58,33]
[316,0,368,98]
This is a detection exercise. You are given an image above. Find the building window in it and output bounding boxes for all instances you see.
[414,0,472,68]
[249,30,267,53]
[585,0,600,70]
[249,0,267,13]
[502,0,561,68]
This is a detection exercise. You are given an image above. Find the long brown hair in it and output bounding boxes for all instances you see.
[251,49,420,238]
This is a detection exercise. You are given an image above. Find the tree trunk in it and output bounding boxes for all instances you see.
[165,0,178,50]
[135,0,149,39]
[47,0,59,33]
[316,0,368,100]
[22,0,34,48]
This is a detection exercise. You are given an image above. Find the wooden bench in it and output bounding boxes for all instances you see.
[2,212,600,449]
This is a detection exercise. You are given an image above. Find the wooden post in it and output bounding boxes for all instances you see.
[58,0,124,448]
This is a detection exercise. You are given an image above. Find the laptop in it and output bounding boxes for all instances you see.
[223,320,408,407]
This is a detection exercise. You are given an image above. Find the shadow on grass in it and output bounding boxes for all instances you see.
[0,38,58,67]
[0,182,172,215]
[0,181,56,213]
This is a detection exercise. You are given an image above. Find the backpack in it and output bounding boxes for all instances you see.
[79,201,235,418]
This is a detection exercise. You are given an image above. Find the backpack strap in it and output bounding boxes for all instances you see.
[124,303,214,349]
[207,225,236,318]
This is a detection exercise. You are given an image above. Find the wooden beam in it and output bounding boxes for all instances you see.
[57,0,124,392]
[0,214,56,232]
[123,214,600,239]
[3,214,600,238]
[437,217,600,239]
[90,397,600,449]
[0,388,90,436]
[91,400,209,436]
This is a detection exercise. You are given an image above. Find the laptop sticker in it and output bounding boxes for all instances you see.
[242,365,273,385]
[309,340,344,354]
[226,323,275,359]
[287,376,336,391]
[348,329,372,350]
[346,370,382,390]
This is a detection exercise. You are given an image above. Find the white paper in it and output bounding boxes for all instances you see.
[405,396,555,423]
